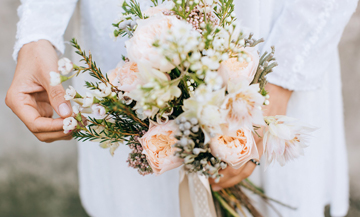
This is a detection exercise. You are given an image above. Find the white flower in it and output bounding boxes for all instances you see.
[182,88,226,143]
[160,19,201,62]
[221,81,265,130]
[50,71,61,86]
[194,84,212,102]
[201,50,221,70]
[93,83,112,98]
[83,92,95,107]
[64,86,76,100]
[63,117,78,134]
[215,25,243,49]
[58,58,73,75]
[128,65,181,119]
[72,105,80,114]
[99,141,120,156]
[91,104,106,118]
[205,71,223,90]
[72,104,92,115]
[263,116,316,166]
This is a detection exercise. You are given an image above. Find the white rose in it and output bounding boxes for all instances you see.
[125,15,182,72]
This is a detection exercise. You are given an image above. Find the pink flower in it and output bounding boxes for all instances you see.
[125,15,181,72]
[139,121,183,174]
[218,47,259,86]
[210,125,259,169]
[263,116,316,166]
[108,61,141,92]
[221,81,265,131]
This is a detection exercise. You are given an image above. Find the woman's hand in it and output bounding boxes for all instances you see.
[210,83,292,191]
[5,40,73,143]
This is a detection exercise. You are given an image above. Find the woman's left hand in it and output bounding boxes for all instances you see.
[209,83,292,191]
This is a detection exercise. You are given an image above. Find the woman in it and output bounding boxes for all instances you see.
[6,0,357,216]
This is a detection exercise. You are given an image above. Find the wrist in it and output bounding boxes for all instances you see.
[264,83,292,116]
[17,40,58,76]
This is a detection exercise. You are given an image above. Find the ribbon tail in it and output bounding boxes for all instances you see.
[179,167,217,217]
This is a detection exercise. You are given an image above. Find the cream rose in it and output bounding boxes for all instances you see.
[139,121,183,174]
[125,15,181,72]
[143,1,175,17]
[218,47,259,86]
[108,61,141,92]
[210,125,259,169]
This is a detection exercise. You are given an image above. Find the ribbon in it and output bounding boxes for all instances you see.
[179,167,217,217]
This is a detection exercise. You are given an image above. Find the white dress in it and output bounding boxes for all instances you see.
[13,0,358,216]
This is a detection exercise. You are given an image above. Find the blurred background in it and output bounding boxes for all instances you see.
[0,1,359,217]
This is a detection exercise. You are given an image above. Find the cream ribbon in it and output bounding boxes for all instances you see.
[179,167,217,217]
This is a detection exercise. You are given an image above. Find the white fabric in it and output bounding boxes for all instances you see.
[13,0,358,216]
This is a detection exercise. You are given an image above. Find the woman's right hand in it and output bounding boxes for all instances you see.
[5,40,73,143]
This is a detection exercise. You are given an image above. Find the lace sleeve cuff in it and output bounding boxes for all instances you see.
[12,34,65,62]
[13,0,77,61]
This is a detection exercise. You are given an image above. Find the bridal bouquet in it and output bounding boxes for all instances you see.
[51,0,314,216]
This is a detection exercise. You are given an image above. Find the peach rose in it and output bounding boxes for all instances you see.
[218,47,259,86]
[125,15,181,72]
[139,121,183,174]
[210,125,259,169]
[108,61,141,92]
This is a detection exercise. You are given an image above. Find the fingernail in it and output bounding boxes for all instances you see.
[59,103,71,117]
[212,186,222,192]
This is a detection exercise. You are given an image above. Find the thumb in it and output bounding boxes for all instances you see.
[43,72,72,118]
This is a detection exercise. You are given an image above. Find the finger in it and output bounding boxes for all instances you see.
[37,102,53,118]
[212,163,256,190]
[34,131,73,143]
[34,91,50,103]
[12,93,64,133]
[209,167,237,185]
[41,71,72,118]
[209,165,246,185]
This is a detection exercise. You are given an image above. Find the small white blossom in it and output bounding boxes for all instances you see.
[205,71,223,90]
[91,104,106,118]
[63,117,78,134]
[93,83,112,98]
[194,84,212,102]
[83,92,95,107]
[50,71,61,86]
[58,58,73,75]
[72,105,80,114]
[182,88,226,144]
[64,86,77,100]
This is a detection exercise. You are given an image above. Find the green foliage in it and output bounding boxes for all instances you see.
[70,38,108,84]
[122,0,143,19]
[213,0,235,27]
[251,46,278,90]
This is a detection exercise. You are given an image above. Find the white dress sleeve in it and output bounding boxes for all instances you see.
[263,0,358,91]
[13,0,78,61]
